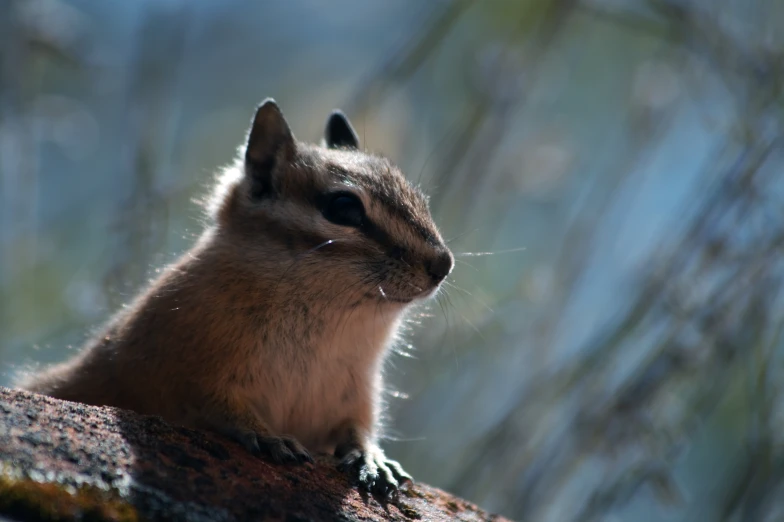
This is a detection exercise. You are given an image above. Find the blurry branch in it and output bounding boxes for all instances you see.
[0,0,91,361]
[583,0,784,129]
[0,0,89,248]
[534,136,780,404]
[345,0,475,117]
[531,81,677,361]
[578,2,671,39]
[344,0,581,223]
[717,313,784,522]
[437,0,784,520]
[432,0,579,222]
[102,5,193,304]
[13,0,89,68]
[459,137,783,518]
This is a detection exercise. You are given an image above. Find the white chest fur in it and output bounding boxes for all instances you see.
[244,306,403,453]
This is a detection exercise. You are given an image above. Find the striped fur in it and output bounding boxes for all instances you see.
[19,100,452,492]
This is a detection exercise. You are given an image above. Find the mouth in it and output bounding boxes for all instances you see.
[369,283,441,305]
[371,286,413,304]
[413,286,439,301]
[380,295,413,304]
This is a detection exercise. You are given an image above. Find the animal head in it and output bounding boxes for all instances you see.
[211,99,453,309]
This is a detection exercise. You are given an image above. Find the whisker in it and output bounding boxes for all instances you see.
[435,291,462,374]
[443,279,494,314]
[454,246,526,257]
[443,288,483,338]
[393,341,418,359]
[435,291,452,356]
[454,258,480,272]
[382,435,427,443]
[417,113,463,187]
[445,228,480,245]
[304,239,338,256]
[403,280,423,292]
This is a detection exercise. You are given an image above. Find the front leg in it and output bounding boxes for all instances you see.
[200,393,313,465]
[335,425,412,497]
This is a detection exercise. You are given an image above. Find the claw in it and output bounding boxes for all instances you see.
[280,435,314,464]
[339,447,412,497]
[235,432,313,465]
[385,458,413,488]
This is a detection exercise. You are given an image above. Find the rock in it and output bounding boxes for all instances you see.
[0,387,508,521]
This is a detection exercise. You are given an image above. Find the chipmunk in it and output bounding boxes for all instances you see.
[19,99,453,496]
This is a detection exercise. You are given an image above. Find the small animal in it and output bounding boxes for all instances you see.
[20,99,454,496]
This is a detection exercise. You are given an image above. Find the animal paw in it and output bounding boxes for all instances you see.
[339,446,412,497]
[236,431,313,464]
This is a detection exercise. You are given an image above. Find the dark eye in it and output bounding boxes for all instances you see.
[323,192,365,228]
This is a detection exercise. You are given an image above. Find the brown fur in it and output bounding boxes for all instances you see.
[18,100,453,494]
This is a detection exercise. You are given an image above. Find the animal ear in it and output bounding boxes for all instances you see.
[245,98,295,197]
[324,110,359,150]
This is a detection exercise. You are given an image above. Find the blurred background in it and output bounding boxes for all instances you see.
[2,0,784,520]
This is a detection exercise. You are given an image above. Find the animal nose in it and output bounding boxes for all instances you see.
[427,250,454,283]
